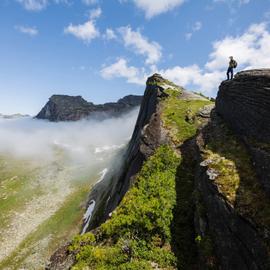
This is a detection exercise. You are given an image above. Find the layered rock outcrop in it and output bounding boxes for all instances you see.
[216,69,270,194]
[195,113,270,270]
[82,74,172,230]
[216,69,270,142]
[36,94,142,121]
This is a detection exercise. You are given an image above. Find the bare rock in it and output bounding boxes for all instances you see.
[216,69,270,194]
[36,94,142,122]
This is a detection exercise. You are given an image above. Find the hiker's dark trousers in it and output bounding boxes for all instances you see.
[227,67,233,80]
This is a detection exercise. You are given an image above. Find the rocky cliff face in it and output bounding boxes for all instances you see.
[36,94,142,121]
[216,69,270,194]
[47,71,270,270]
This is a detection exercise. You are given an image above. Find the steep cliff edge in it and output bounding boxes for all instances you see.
[47,74,212,269]
[36,94,142,121]
[47,71,270,270]
[216,69,270,194]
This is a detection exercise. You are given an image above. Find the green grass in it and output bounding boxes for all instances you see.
[161,89,212,143]
[0,185,90,270]
[69,146,180,270]
[67,82,214,270]
[0,157,43,229]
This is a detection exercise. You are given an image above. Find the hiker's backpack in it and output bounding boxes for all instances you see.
[233,60,237,68]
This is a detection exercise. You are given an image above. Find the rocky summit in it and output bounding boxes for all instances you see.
[35,94,142,121]
[216,69,270,194]
[48,71,270,270]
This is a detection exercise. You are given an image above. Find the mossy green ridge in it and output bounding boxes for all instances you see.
[70,146,179,270]
[161,89,212,144]
[69,82,213,270]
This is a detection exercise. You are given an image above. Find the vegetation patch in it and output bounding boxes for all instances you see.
[0,185,89,270]
[0,157,43,229]
[67,85,214,269]
[70,146,180,270]
[161,89,212,144]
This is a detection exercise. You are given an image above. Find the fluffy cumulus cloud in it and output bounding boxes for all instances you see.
[205,23,270,70]
[161,23,270,95]
[102,23,270,97]
[120,0,185,18]
[159,66,224,95]
[64,8,101,43]
[89,7,102,19]
[15,25,39,36]
[101,58,147,85]
[16,0,69,11]
[118,26,162,65]
[64,21,99,43]
[104,28,117,40]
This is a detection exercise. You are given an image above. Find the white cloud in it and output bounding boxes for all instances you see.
[185,21,202,40]
[101,58,147,85]
[104,28,117,40]
[162,22,270,95]
[163,22,270,95]
[64,9,102,43]
[82,0,98,5]
[16,0,69,11]
[206,23,270,70]
[64,8,101,43]
[64,20,99,43]
[118,26,162,65]
[0,110,138,165]
[89,7,102,19]
[15,25,39,36]
[16,0,48,11]
[121,0,185,18]
[103,23,270,97]
[159,65,224,95]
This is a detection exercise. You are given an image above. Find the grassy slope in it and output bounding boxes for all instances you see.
[0,185,89,270]
[69,82,213,270]
[0,155,99,270]
[0,157,43,230]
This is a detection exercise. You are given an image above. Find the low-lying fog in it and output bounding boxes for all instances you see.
[0,108,139,267]
[0,108,139,165]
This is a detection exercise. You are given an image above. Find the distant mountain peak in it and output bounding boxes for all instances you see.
[36,94,142,122]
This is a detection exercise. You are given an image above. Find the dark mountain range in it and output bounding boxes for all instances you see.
[36,94,143,121]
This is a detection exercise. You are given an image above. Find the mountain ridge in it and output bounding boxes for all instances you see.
[47,71,270,270]
[36,94,143,121]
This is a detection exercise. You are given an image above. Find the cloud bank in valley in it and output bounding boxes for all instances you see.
[0,108,139,165]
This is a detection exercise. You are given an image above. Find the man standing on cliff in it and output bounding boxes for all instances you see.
[227,56,237,80]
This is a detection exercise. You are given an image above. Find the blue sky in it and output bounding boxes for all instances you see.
[0,0,269,115]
